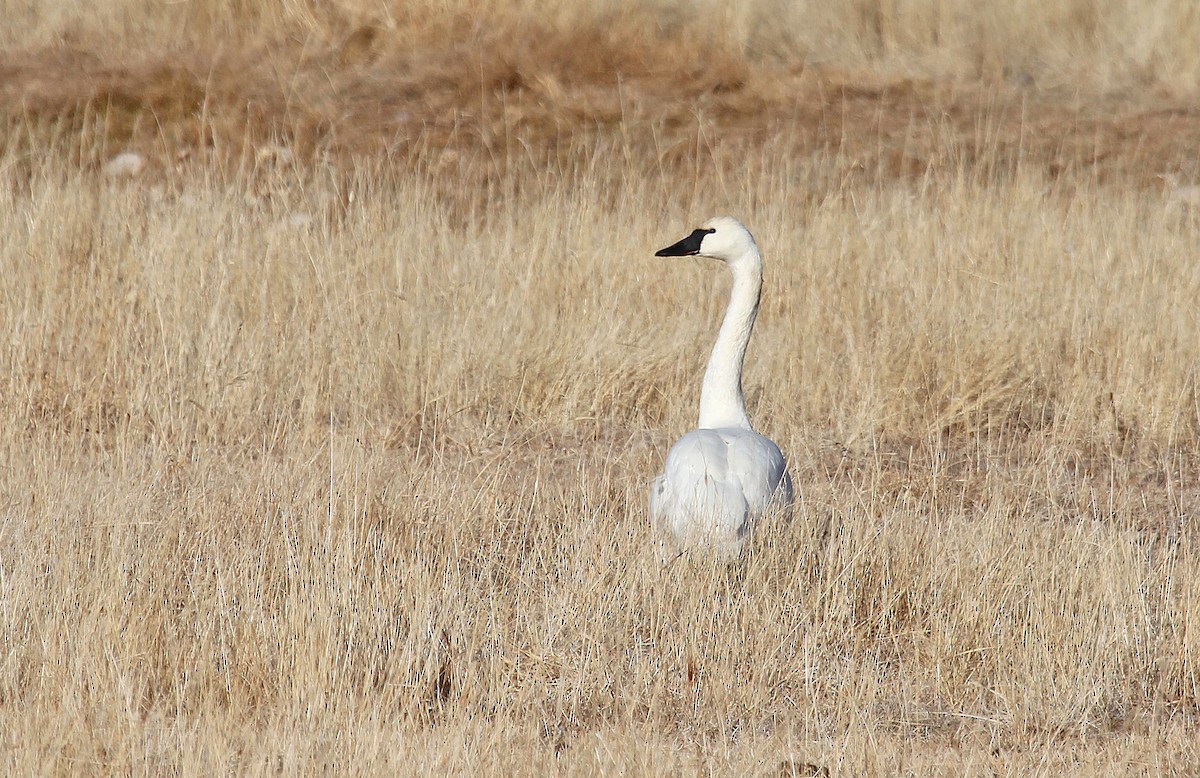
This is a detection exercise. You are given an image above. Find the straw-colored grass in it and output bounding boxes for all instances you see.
[3,0,1200,774]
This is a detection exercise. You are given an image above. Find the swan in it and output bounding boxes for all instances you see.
[648,217,794,561]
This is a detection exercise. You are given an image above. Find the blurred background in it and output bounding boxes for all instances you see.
[3,0,1199,185]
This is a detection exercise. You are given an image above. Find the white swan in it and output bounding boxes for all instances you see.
[649,217,794,561]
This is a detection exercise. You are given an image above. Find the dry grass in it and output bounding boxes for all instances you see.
[3,0,1200,775]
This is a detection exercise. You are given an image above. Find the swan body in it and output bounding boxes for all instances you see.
[649,217,793,561]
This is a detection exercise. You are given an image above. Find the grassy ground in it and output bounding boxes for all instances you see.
[3,1,1200,774]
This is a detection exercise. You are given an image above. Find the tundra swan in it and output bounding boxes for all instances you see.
[649,217,793,561]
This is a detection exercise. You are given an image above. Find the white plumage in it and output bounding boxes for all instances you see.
[648,217,794,561]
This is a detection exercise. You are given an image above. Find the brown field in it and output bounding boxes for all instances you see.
[3,0,1200,774]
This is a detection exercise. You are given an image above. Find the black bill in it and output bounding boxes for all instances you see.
[654,228,714,257]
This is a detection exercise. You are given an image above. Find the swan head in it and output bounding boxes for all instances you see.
[654,216,758,266]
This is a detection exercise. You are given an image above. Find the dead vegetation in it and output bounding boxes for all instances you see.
[3,0,1200,775]
[4,0,1200,190]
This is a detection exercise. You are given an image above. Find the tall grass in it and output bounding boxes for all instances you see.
[2,128,1200,772]
[4,0,1200,773]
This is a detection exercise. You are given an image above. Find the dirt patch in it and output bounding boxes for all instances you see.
[2,29,1199,187]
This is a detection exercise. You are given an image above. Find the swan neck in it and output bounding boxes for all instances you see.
[697,251,762,430]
